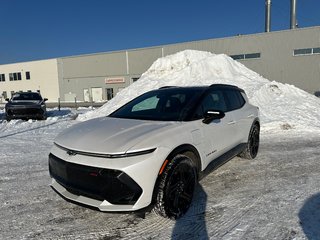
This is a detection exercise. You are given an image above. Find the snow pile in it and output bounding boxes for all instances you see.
[252,82,320,131]
[78,50,320,132]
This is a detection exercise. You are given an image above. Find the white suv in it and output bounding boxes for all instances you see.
[49,84,260,219]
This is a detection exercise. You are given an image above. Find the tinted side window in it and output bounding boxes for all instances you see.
[225,90,245,111]
[237,92,245,106]
[193,90,227,119]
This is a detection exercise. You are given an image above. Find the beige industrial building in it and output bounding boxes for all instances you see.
[0,26,319,103]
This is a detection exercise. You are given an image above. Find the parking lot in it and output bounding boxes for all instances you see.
[0,115,319,239]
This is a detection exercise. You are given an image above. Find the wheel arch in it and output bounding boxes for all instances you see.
[247,117,260,141]
[151,144,201,203]
[165,144,202,176]
[151,144,201,210]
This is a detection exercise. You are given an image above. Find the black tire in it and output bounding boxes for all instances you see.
[239,123,260,159]
[154,155,197,219]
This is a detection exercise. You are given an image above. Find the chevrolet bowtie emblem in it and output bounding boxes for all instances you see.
[67,150,77,156]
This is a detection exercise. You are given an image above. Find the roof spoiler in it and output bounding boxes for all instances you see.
[158,86,178,89]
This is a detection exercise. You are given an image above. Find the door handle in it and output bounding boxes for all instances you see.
[247,114,254,118]
[228,121,236,125]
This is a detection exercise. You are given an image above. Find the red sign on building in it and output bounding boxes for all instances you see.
[105,77,125,84]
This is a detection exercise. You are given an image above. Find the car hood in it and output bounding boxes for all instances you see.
[54,117,176,154]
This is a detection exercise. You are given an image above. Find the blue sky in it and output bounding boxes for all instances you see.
[1,0,319,64]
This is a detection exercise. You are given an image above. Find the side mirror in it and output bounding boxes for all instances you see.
[202,110,225,124]
[44,98,48,102]
[5,98,9,102]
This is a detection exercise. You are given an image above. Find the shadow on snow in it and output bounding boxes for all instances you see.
[299,192,320,239]
[172,184,208,239]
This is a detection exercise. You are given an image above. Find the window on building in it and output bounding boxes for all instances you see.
[10,91,15,97]
[294,48,312,56]
[106,88,114,100]
[230,54,244,60]
[245,53,261,59]
[9,72,22,81]
[0,74,5,82]
[26,71,31,80]
[2,91,7,99]
[313,47,320,54]
[293,47,320,56]
[230,53,260,60]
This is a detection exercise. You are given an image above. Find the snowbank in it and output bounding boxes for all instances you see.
[78,50,320,132]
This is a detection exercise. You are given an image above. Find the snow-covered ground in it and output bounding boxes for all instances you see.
[1,50,320,239]
[0,111,319,239]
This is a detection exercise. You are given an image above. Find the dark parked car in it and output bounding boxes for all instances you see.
[5,92,48,121]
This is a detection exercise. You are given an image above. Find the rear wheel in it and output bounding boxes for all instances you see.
[239,123,260,159]
[154,155,197,219]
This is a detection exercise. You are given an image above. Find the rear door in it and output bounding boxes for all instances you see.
[224,89,251,144]
[196,89,238,167]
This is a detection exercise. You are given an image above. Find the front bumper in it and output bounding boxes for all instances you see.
[49,144,168,211]
[5,106,46,119]
[49,153,142,205]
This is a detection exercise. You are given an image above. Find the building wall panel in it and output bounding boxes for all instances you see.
[0,59,59,102]
[61,51,127,78]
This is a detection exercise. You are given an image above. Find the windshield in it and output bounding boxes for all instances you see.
[109,88,204,121]
[12,93,42,101]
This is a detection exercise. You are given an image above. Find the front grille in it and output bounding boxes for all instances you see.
[49,153,142,205]
[7,108,43,116]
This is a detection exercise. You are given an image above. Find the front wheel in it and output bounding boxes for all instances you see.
[239,123,260,160]
[153,155,197,219]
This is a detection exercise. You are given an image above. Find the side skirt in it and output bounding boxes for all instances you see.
[199,143,246,180]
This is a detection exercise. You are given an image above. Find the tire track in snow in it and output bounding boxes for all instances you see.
[115,213,174,239]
